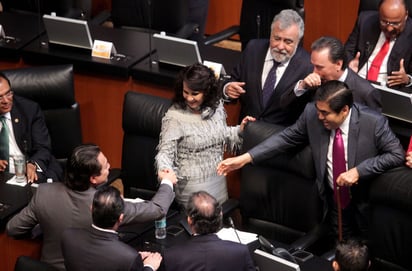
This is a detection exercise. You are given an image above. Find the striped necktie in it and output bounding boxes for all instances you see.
[0,116,9,170]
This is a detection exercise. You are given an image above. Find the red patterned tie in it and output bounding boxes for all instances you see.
[367,38,390,82]
[333,128,350,209]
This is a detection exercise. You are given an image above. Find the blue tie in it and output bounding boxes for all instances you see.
[0,116,9,171]
[262,60,280,107]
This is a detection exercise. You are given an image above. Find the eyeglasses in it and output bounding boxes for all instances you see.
[380,19,403,27]
[0,90,13,101]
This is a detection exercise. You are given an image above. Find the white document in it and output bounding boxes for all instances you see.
[216,227,258,244]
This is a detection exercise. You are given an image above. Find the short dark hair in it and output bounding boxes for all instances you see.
[311,36,348,70]
[335,239,369,271]
[173,63,221,115]
[92,186,124,229]
[186,191,222,234]
[65,144,102,191]
[315,80,353,113]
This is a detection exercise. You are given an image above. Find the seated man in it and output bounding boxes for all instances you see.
[7,144,176,271]
[333,239,370,271]
[62,186,162,271]
[0,72,62,183]
[345,0,412,90]
[162,191,255,271]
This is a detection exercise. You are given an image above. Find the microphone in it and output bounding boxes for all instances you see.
[258,235,275,254]
[147,0,153,67]
[228,217,242,244]
[256,14,261,39]
[258,235,298,264]
[365,41,371,80]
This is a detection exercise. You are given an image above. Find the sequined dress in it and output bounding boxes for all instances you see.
[156,101,242,207]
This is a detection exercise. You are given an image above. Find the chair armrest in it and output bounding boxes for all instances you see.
[289,224,326,251]
[203,25,240,46]
[176,22,200,39]
[89,10,112,25]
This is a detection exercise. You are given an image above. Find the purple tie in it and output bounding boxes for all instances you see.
[333,128,350,209]
[262,60,279,107]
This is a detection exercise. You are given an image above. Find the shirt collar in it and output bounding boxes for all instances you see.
[339,108,352,135]
[92,224,118,235]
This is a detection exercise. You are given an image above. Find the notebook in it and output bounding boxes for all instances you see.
[253,249,301,271]
[43,14,93,50]
[153,33,201,67]
[372,84,412,123]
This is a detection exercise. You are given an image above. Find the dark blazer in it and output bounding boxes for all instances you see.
[229,39,313,126]
[345,10,412,91]
[62,226,151,271]
[11,95,63,182]
[248,103,405,217]
[6,182,174,271]
[344,68,382,111]
[162,234,256,271]
[280,69,382,113]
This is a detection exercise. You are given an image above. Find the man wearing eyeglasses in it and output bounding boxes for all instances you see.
[344,0,412,90]
[0,72,62,183]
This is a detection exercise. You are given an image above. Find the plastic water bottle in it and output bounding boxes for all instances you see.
[155,217,167,239]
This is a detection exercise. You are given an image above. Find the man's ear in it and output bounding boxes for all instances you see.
[187,216,192,226]
[118,213,124,224]
[332,260,340,271]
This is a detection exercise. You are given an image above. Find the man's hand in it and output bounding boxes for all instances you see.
[240,116,256,132]
[348,52,360,73]
[299,73,322,89]
[217,153,252,176]
[225,82,246,99]
[336,167,359,187]
[387,59,410,87]
[158,169,177,185]
[405,151,412,168]
[0,160,8,172]
[140,251,162,271]
[26,163,38,183]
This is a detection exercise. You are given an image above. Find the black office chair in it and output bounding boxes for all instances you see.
[106,0,198,39]
[1,0,87,19]
[3,65,83,169]
[204,0,304,50]
[14,256,58,271]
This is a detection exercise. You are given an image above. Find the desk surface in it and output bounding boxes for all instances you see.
[22,25,152,78]
[121,211,333,271]
[131,45,240,86]
[0,12,44,60]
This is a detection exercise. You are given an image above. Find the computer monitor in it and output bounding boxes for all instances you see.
[153,33,201,67]
[372,84,412,123]
[43,14,93,50]
[253,249,300,271]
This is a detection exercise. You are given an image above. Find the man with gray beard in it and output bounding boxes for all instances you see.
[222,9,313,126]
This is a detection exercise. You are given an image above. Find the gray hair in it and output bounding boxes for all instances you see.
[271,9,304,41]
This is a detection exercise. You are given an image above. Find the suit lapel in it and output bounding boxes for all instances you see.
[347,105,360,168]
[10,100,27,153]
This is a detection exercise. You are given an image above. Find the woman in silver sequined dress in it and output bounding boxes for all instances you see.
[156,63,255,208]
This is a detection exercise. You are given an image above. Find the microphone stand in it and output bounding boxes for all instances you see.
[228,217,242,244]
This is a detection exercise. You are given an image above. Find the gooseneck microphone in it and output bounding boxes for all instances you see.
[365,41,371,79]
[228,217,242,244]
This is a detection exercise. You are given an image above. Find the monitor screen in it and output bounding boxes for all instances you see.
[43,14,93,50]
[153,33,201,67]
[373,84,412,123]
[253,249,300,271]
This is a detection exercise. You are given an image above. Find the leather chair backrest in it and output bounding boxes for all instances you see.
[240,121,322,243]
[111,0,189,35]
[121,91,171,196]
[3,0,84,18]
[14,256,58,271]
[3,64,82,166]
[239,0,305,49]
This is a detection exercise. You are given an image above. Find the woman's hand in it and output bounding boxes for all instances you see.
[240,116,256,131]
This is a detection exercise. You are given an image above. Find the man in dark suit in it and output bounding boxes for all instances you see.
[7,144,176,271]
[62,186,162,271]
[218,80,404,241]
[162,191,255,271]
[284,36,382,112]
[345,0,412,91]
[0,72,62,183]
[223,9,313,126]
